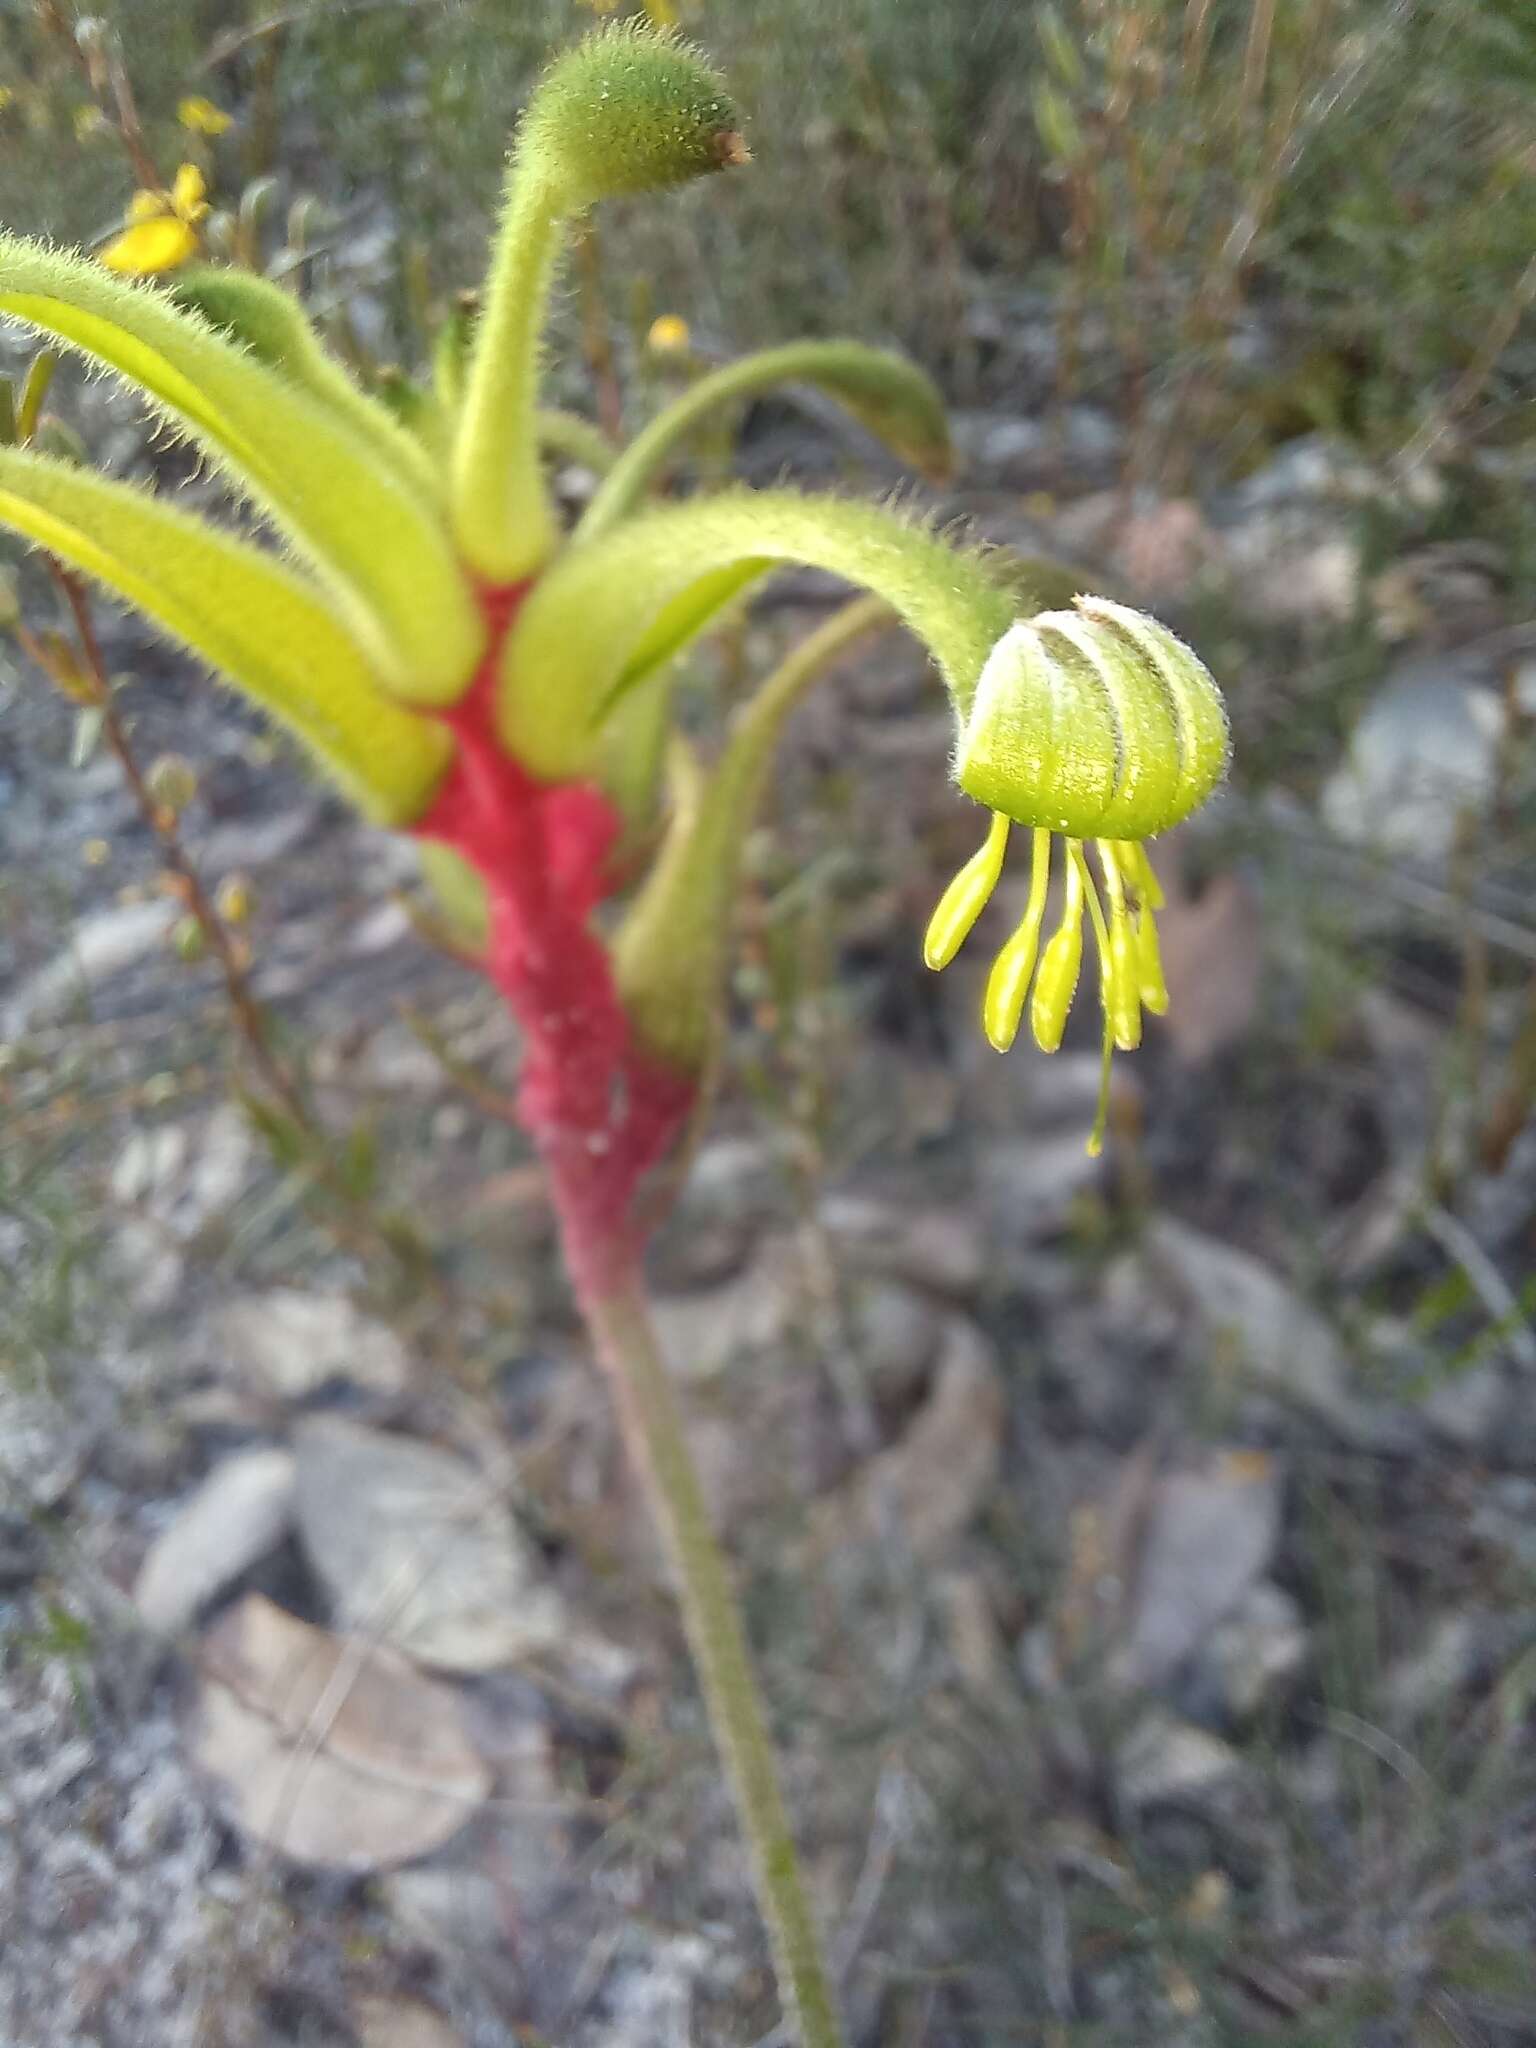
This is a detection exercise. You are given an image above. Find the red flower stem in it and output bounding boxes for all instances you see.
[411,582,846,2046]
[412,580,694,1294]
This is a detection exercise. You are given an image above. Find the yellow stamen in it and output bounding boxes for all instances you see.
[1120,838,1165,912]
[1073,842,1120,1155]
[1136,905,1169,1014]
[983,826,1052,1051]
[924,811,1010,971]
[1096,843,1143,1052]
[1030,840,1086,1053]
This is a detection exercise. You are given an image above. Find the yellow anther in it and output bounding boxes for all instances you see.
[983,826,1052,1051]
[1088,1019,1114,1158]
[1120,838,1165,912]
[1030,841,1085,1053]
[1136,906,1169,1014]
[924,810,1010,971]
[1096,843,1142,1052]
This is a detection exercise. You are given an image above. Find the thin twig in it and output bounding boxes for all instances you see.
[1420,1203,1536,1372]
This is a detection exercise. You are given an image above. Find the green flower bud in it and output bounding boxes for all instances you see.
[146,752,199,815]
[519,24,745,209]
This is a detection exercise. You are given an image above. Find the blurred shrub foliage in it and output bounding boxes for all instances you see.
[0,0,1530,467]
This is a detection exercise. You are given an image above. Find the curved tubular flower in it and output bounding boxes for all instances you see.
[498,485,1018,784]
[615,595,892,1072]
[451,26,744,581]
[535,406,620,475]
[168,265,445,505]
[0,445,449,822]
[576,338,953,541]
[924,596,1229,1149]
[0,237,480,698]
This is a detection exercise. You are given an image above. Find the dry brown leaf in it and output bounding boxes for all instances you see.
[812,1317,1003,1562]
[1151,850,1262,1065]
[190,1592,490,1871]
[1120,1450,1282,1689]
[351,1995,465,2048]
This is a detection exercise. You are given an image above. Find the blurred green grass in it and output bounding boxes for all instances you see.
[0,0,1530,462]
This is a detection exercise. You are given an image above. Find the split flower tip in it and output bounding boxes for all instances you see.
[925,597,1226,1150]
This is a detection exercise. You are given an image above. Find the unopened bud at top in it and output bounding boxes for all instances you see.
[519,24,745,210]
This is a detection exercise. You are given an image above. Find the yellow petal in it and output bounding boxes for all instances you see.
[1031,846,1086,1053]
[178,95,232,136]
[983,827,1052,1053]
[171,162,208,222]
[924,811,1010,971]
[1136,909,1169,1014]
[126,187,170,223]
[100,216,200,277]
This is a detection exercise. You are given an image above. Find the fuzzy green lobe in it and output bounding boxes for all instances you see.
[0,237,481,702]
[169,266,444,505]
[499,487,1019,784]
[614,596,891,1071]
[0,445,450,822]
[576,341,953,543]
[452,25,740,582]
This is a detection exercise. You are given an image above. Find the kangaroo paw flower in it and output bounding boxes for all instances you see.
[926,596,1229,1148]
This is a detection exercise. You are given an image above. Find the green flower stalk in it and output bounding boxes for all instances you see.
[0,25,1228,2047]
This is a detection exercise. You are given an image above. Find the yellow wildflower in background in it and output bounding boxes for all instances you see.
[178,95,232,136]
[72,104,108,142]
[100,163,209,276]
[580,0,677,17]
[646,312,691,355]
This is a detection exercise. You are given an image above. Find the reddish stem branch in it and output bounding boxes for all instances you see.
[412,582,695,1296]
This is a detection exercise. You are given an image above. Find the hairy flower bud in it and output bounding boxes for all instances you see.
[519,26,745,209]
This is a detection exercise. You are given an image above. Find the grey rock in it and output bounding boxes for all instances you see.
[819,1192,986,1300]
[1115,1708,1245,1814]
[208,1288,413,1400]
[1320,654,1505,865]
[1470,1478,1536,1572]
[1121,1453,1283,1691]
[1381,1612,1487,1728]
[294,1418,565,1672]
[133,1448,297,1635]
[4,897,178,1033]
[648,1237,799,1382]
[1148,1221,1407,1446]
[978,1130,1104,1253]
[1228,435,1381,511]
[1190,1581,1308,1724]
[649,1135,793,1290]
[1421,1363,1510,1450]
[1222,506,1362,625]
